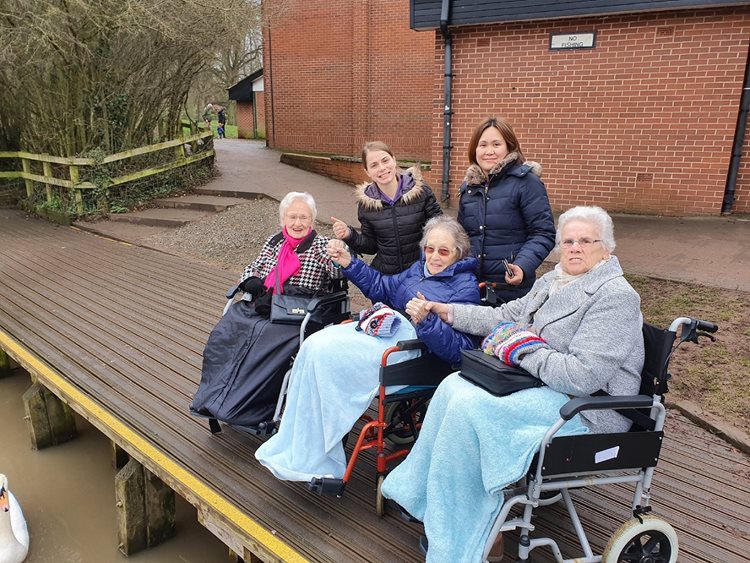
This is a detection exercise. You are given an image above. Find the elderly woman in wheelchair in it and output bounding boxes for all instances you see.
[189,192,346,432]
[382,206,650,562]
[254,215,481,483]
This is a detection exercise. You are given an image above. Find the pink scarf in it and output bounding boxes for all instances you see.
[264,227,309,294]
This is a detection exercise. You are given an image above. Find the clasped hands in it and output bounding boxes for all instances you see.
[405,292,452,325]
[327,239,352,268]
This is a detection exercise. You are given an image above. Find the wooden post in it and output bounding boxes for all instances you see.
[69,165,84,216]
[42,160,54,203]
[175,143,186,160]
[0,349,14,378]
[144,469,175,546]
[112,441,130,469]
[22,381,77,449]
[116,459,147,555]
[21,158,34,197]
[115,458,175,556]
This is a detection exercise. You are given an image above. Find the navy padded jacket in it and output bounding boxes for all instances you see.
[343,255,481,365]
[458,155,555,301]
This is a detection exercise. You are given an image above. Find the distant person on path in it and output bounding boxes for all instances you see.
[217,106,226,139]
[331,141,442,276]
[458,117,556,305]
[202,103,214,129]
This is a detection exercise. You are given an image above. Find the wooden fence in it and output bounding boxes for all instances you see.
[0,129,215,216]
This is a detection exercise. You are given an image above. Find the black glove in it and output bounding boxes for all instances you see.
[239,276,266,298]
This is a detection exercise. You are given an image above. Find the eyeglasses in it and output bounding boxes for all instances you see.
[424,245,453,257]
[560,238,603,249]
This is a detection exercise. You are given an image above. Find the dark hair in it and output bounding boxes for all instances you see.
[467,117,524,166]
[361,141,395,170]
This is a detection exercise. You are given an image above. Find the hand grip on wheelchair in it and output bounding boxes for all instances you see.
[306,290,348,312]
[225,283,242,299]
[696,319,718,333]
[559,394,655,421]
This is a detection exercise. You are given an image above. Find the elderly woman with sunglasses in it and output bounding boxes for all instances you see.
[381,206,644,562]
[255,215,480,483]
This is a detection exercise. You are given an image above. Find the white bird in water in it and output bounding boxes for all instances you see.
[0,474,29,563]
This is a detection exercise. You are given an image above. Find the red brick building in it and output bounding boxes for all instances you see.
[262,0,750,215]
[261,0,435,183]
[228,68,266,139]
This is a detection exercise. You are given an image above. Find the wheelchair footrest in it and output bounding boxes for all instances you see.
[235,420,278,436]
[308,477,346,497]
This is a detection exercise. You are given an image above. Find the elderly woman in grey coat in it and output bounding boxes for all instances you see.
[381,206,644,563]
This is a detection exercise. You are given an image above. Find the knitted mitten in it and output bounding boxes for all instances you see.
[481,321,549,367]
[356,302,401,337]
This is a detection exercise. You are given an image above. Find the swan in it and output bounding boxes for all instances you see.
[0,474,29,563]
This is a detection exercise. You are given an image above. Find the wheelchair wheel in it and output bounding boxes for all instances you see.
[602,516,678,563]
[383,400,428,446]
[375,474,385,517]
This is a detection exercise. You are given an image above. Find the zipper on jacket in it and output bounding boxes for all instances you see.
[390,205,404,271]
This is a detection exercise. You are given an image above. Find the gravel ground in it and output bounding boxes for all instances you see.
[141,197,370,309]
[142,198,335,272]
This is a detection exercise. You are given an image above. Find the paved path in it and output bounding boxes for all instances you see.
[208,139,750,291]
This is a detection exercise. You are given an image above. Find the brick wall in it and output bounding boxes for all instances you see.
[236,94,267,139]
[430,8,750,216]
[236,101,254,139]
[262,0,435,161]
[280,153,436,187]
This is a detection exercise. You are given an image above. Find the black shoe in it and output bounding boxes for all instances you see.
[392,501,420,523]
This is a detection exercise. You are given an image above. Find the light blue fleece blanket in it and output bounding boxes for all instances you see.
[255,314,417,481]
[381,373,588,563]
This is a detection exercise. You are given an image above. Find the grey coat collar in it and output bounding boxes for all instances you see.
[530,257,624,333]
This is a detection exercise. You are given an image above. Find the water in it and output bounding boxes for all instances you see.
[0,370,228,562]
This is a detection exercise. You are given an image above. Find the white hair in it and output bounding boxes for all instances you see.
[556,206,616,252]
[420,215,471,259]
[278,192,317,225]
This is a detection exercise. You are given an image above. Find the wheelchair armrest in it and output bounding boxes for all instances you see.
[394,339,429,352]
[226,284,242,299]
[307,290,348,312]
[559,394,654,421]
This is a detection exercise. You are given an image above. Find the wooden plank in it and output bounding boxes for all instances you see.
[0,209,748,563]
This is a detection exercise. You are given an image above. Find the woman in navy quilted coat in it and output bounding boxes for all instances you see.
[459,117,556,303]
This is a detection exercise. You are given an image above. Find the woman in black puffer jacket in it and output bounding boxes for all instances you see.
[332,141,442,275]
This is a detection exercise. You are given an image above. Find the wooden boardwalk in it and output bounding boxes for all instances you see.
[0,208,748,563]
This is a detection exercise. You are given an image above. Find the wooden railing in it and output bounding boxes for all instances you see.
[0,130,214,216]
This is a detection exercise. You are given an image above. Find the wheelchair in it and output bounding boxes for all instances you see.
[195,278,350,436]
[308,337,456,516]
[468,316,719,563]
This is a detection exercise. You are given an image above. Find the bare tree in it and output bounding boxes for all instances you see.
[0,0,261,155]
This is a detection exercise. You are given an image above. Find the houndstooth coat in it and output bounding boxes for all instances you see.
[240,230,342,292]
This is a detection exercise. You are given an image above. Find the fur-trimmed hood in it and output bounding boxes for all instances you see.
[354,166,426,211]
[463,152,543,186]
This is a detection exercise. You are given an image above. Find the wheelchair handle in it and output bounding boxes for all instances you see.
[307,290,348,313]
[394,339,429,352]
[668,316,717,334]
[559,394,655,421]
[696,319,718,333]
[225,283,242,299]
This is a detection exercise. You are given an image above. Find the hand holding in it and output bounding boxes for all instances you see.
[422,298,452,324]
[327,239,351,267]
[331,216,351,240]
[405,292,430,324]
[505,263,524,286]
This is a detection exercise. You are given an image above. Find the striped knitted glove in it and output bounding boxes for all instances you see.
[481,321,549,367]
